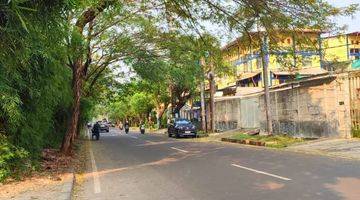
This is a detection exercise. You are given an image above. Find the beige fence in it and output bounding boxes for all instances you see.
[259,74,352,138]
[214,73,353,138]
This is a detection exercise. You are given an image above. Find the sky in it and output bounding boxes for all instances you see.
[326,0,360,33]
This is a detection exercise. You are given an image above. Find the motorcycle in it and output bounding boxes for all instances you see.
[91,128,100,140]
[125,124,129,134]
[140,124,145,134]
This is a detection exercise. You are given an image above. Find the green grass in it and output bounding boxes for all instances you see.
[196,131,208,138]
[230,133,304,148]
[352,129,360,138]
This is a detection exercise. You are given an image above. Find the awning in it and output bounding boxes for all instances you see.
[352,60,360,69]
[272,68,328,76]
[237,72,261,81]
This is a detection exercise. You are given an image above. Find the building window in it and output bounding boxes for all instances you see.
[350,48,360,60]
[279,79,286,84]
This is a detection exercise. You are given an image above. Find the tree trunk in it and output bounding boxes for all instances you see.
[200,58,207,132]
[61,61,83,154]
[209,59,216,133]
[60,2,112,154]
[156,103,166,129]
[209,75,215,133]
[200,81,206,132]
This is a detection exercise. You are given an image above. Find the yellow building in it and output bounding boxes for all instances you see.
[219,30,328,92]
[323,32,360,69]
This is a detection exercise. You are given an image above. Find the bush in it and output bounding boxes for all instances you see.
[0,135,31,182]
[229,133,304,148]
[352,129,360,138]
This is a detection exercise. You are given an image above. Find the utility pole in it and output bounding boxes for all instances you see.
[261,34,273,135]
[208,59,216,133]
[200,58,207,132]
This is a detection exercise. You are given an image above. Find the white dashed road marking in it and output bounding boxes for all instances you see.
[231,164,291,181]
[89,143,101,193]
[170,147,189,153]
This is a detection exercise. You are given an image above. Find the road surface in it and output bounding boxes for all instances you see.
[76,128,360,200]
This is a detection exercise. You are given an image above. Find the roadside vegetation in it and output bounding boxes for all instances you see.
[352,129,360,138]
[229,133,305,148]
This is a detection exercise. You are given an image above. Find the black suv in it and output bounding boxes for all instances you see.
[168,118,196,138]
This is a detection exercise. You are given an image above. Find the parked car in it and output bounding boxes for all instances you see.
[168,118,197,138]
[99,122,109,132]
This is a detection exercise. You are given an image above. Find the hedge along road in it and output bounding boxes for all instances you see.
[76,127,360,200]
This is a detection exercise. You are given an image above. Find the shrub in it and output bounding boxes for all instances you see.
[352,129,360,138]
[0,135,31,182]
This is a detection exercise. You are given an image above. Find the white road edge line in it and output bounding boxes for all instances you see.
[128,135,138,139]
[170,147,189,153]
[89,143,101,194]
[231,164,292,181]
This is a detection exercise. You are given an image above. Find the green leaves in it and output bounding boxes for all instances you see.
[0,0,74,181]
[130,92,154,116]
[0,134,30,182]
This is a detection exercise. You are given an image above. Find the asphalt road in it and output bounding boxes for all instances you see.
[76,128,360,200]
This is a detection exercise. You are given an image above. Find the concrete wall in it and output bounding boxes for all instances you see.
[214,73,352,138]
[259,74,351,138]
[214,95,260,132]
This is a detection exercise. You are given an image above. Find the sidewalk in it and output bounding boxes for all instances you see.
[0,172,74,200]
[286,138,360,160]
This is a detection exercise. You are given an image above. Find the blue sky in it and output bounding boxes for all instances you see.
[326,0,360,33]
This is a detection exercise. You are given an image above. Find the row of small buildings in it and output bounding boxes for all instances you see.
[216,30,360,96]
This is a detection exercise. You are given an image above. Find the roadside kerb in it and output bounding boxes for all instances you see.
[221,138,265,146]
[65,172,75,200]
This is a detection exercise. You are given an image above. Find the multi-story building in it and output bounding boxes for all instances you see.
[323,32,360,69]
[219,30,328,93]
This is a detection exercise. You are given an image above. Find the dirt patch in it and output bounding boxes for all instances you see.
[255,181,285,190]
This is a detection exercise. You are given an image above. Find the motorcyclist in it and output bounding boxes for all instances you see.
[118,121,123,130]
[140,121,145,134]
[124,120,130,134]
[91,121,101,140]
